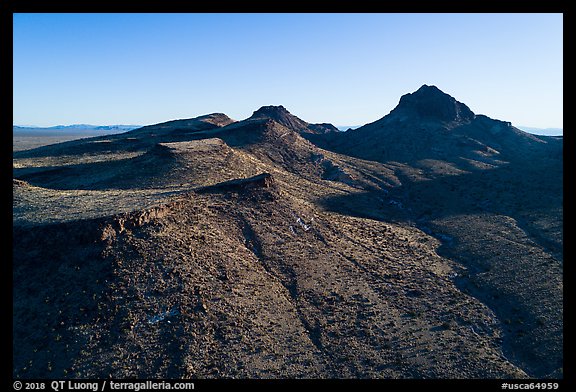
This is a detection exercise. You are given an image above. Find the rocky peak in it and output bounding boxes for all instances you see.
[248,105,337,135]
[249,105,309,131]
[251,105,292,119]
[392,84,475,123]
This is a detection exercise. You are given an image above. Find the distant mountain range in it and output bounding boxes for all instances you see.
[14,123,561,137]
[516,126,563,136]
[13,124,141,132]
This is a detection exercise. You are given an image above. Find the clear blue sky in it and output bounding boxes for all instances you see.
[13,13,563,129]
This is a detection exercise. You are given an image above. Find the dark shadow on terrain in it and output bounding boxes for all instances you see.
[12,122,269,191]
[13,146,179,190]
[317,161,563,378]
[205,120,272,149]
[305,119,563,171]
[13,220,114,378]
[318,160,562,260]
[12,125,226,160]
[13,134,148,159]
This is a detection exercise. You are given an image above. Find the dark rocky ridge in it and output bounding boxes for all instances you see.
[309,85,560,168]
[249,105,338,134]
[392,84,475,124]
[196,172,276,196]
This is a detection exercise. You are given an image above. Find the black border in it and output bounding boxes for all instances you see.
[7,0,569,13]
[7,1,571,390]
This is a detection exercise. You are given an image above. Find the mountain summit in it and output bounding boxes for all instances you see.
[249,105,310,131]
[249,105,338,135]
[250,105,295,121]
[312,84,547,165]
[391,84,475,124]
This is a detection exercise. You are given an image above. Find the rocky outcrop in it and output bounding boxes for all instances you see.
[13,178,29,187]
[249,105,338,135]
[195,173,276,195]
[307,123,340,134]
[391,84,475,124]
[249,105,309,131]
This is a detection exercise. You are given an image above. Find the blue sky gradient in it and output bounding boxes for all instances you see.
[13,13,562,129]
